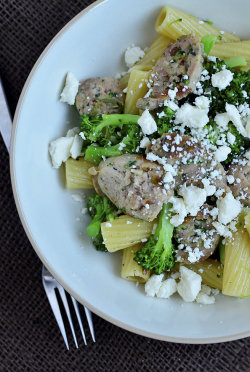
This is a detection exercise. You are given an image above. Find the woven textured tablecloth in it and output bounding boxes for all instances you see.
[0,1,250,371]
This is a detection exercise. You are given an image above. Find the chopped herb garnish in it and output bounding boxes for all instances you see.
[169,18,182,26]
[125,160,136,168]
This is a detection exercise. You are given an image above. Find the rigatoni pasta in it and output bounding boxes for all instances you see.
[184,260,223,290]
[101,215,155,252]
[121,244,151,283]
[124,68,151,114]
[65,158,94,189]
[155,6,240,42]
[222,227,250,297]
[135,34,173,71]
[211,41,250,62]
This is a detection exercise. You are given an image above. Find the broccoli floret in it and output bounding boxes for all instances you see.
[203,120,249,163]
[134,203,175,274]
[84,120,143,163]
[155,107,177,136]
[80,113,140,146]
[87,193,118,251]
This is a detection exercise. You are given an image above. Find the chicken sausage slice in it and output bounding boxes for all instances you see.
[174,205,221,263]
[93,154,174,221]
[227,155,250,205]
[75,77,125,115]
[146,133,227,192]
[136,34,204,110]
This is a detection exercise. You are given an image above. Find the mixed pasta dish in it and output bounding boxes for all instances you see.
[49,6,250,305]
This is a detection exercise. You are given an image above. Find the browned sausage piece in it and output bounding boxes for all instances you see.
[136,34,204,111]
[227,155,250,205]
[174,205,221,263]
[93,154,174,221]
[75,77,125,115]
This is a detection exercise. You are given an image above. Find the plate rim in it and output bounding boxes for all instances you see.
[10,0,250,344]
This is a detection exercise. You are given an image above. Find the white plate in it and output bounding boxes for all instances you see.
[11,0,250,343]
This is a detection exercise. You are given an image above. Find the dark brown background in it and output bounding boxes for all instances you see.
[0,1,250,371]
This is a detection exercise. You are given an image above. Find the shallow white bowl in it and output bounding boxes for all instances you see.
[11,0,250,343]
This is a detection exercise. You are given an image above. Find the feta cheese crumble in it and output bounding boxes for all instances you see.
[157,278,177,299]
[60,72,79,105]
[214,145,231,162]
[125,45,145,68]
[174,96,209,129]
[145,274,164,297]
[217,192,242,225]
[177,266,202,302]
[211,69,233,90]
[138,109,157,135]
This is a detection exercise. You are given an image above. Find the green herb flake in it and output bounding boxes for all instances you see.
[169,18,182,26]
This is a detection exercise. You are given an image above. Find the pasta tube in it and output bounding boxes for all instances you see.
[65,158,94,189]
[101,215,155,252]
[121,244,151,283]
[245,212,250,236]
[135,34,173,70]
[211,41,250,62]
[155,6,240,42]
[124,68,151,115]
[222,227,250,298]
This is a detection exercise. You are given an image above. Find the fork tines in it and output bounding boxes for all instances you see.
[42,266,95,349]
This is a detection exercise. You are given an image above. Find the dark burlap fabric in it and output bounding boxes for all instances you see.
[0,1,250,371]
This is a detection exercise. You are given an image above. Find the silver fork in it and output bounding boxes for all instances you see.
[0,77,95,349]
[42,266,95,348]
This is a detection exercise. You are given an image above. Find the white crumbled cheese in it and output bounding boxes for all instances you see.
[66,127,81,137]
[212,221,232,238]
[124,45,145,68]
[174,99,209,129]
[105,222,112,227]
[49,137,74,168]
[245,116,250,139]
[211,69,233,90]
[171,271,180,280]
[140,136,150,148]
[168,87,178,100]
[79,132,86,140]
[225,103,247,136]
[70,135,83,159]
[60,72,79,105]
[118,142,126,151]
[145,274,164,297]
[169,196,187,227]
[227,132,236,145]
[177,266,202,302]
[214,145,231,162]
[214,113,230,130]
[138,109,157,135]
[202,178,216,196]
[208,56,217,62]
[157,278,177,299]
[126,220,132,224]
[245,150,250,165]
[164,99,179,111]
[194,96,210,111]
[179,184,207,216]
[227,175,235,184]
[196,292,215,305]
[217,192,242,225]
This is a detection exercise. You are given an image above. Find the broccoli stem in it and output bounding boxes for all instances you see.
[201,34,217,55]
[155,203,174,261]
[134,203,175,274]
[84,143,122,163]
[89,114,140,141]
